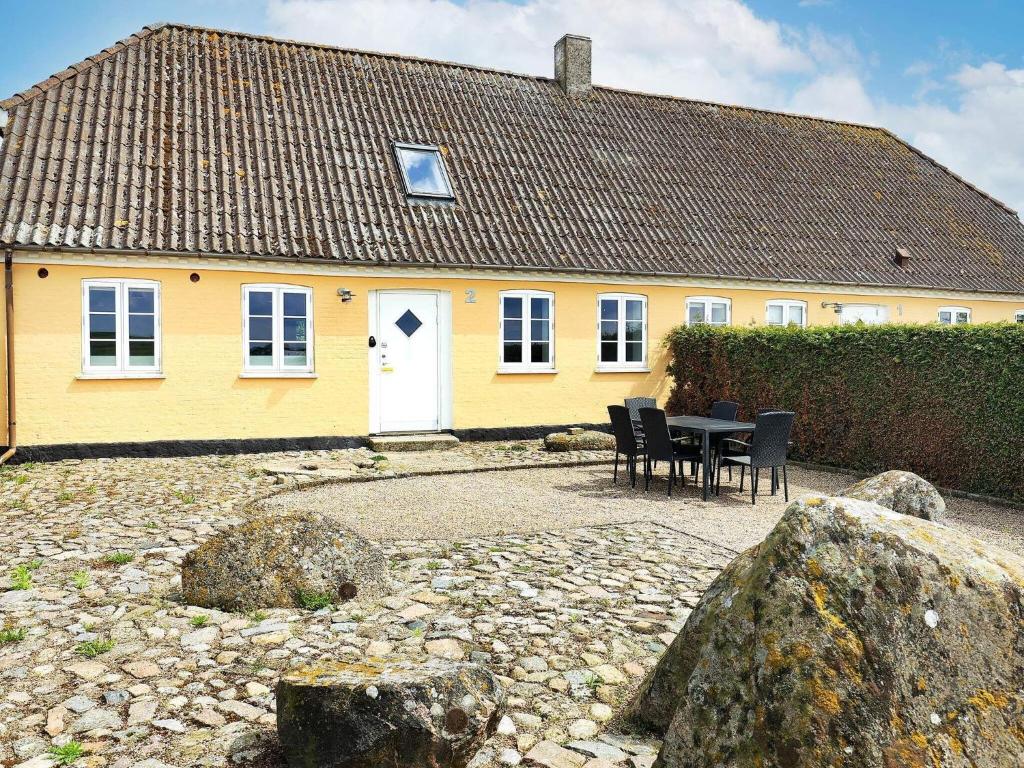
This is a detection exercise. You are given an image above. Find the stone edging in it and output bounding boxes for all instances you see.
[238,456,616,515]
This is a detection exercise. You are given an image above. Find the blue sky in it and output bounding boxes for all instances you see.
[2,1,1023,213]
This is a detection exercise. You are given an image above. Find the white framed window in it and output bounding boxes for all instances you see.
[1014,310,1024,324]
[686,296,731,326]
[393,142,455,199]
[938,306,970,325]
[499,290,554,372]
[81,279,161,376]
[766,299,807,327]
[242,285,314,375]
[597,293,647,371]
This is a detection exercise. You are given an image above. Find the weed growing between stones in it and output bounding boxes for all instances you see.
[297,589,333,610]
[49,741,85,765]
[190,615,210,627]
[76,638,116,657]
[0,626,27,644]
[104,551,135,565]
[71,570,90,589]
[9,564,33,590]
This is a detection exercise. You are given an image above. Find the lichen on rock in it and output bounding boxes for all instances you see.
[180,511,389,612]
[841,469,946,520]
[626,495,1024,768]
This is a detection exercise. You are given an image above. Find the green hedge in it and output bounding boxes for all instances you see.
[665,323,1024,500]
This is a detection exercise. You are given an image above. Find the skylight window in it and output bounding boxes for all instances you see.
[394,142,454,199]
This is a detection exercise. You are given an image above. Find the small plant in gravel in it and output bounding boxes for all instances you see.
[9,564,33,590]
[0,626,27,644]
[425,560,443,571]
[189,614,210,627]
[174,490,197,504]
[84,484,98,495]
[76,638,116,657]
[13,474,28,485]
[71,570,90,589]
[349,611,366,623]
[583,671,601,693]
[104,551,135,565]
[144,520,158,529]
[57,489,75,502]
[370,454,387,462]
[246,610,269,625]
[7,498,25,510]
[296,589,333,611]
[48,741,85,765]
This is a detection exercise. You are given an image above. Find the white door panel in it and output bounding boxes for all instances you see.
[376,293,440,432]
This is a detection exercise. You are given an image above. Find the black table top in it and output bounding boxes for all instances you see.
[666,415,755,433]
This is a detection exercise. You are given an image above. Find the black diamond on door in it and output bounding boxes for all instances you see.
[395,309,423,337]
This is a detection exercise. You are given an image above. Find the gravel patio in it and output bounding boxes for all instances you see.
[1,441,1022,768]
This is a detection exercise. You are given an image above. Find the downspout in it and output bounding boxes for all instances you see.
[0,250,15,464]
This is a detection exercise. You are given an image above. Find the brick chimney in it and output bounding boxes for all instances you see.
[554,34,592,97]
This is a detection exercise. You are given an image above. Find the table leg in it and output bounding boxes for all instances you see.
[702,429,710,501]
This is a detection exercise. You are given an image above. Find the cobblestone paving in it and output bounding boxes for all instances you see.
[1,442,1021,768]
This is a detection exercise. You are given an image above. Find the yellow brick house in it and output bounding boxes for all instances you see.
[1,23,1023,459]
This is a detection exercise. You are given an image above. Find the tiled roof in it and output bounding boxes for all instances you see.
[2,22,1024,293]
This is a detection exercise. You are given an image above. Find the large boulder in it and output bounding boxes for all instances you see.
[627,495,1024,768]
[544,428,614,452]
[181,512,389,611]
[277,658,504,768]
[841,469,946,520]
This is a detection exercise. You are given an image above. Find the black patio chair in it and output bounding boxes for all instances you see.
[638,407,703,497]
[608,405,645,488]
[716,411,795,505]
[624,396,656,438]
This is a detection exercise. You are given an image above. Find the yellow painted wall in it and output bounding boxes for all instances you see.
[8,261,1024,446]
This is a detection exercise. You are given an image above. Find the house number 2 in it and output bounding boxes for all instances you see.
[465,289,476,304]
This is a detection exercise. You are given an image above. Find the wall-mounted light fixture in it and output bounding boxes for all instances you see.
[821,301,844,314]
[337,288,356,303]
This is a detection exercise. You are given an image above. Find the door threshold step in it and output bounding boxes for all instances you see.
[368,433,460,452]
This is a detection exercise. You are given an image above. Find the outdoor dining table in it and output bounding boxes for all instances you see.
[666,415,756,501]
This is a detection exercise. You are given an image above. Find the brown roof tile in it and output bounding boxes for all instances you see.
[2,22,1024,293]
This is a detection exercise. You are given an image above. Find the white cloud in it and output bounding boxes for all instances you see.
[266,0,1024,216]
[266,0,825,107]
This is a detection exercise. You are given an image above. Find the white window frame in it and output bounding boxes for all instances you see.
[596,293,648,372]
[498,290,555,373]
[937,306,971,325]
[765,299,808,327]
[686,296,732,327]
[80,278,162,378]
[393,141,455,200]
[1016,310,1024,324]
[241,284,315,377]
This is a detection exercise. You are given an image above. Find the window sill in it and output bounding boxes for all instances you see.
[76,372,166,380]
[238,372,318,379]
[594,366,651,374]
[497,368,558,375]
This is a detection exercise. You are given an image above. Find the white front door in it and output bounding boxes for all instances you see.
[840,304,887,325]
[375,292,441,432]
